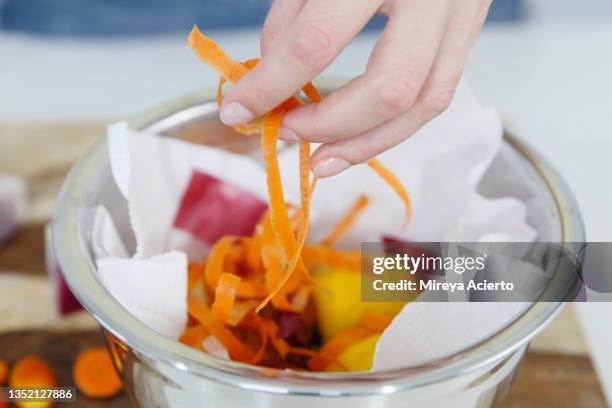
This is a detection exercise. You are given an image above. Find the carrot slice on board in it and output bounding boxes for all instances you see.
[73,347,123,399]
[0,359,7,385]
[9,356,57,407]
[212,272,242,323]
[367,158,412,222]
[188,297,255,362]
[321,194,369,246]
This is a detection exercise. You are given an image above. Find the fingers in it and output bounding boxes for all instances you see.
[220,0,382,126]
[311,104,431,177]
[415,0,491,116]
[260,0,307,55]
[281,0,449,143]
[310,0,492,178]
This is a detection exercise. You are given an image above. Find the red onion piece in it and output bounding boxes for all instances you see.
[174,171,267,245]
[45,224,83,315]
[0,175,24,244]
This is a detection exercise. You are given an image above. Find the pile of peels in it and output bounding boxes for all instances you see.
[180,26,412,371]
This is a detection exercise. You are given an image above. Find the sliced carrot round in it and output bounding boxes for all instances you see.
[9,355,57,407]
[73,347,122,399]
[72,347,123,398]
[0,359,8,385]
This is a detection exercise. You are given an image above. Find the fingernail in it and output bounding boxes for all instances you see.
[220,102,255,126]
[278,127,299,142]
[313,158,351,178]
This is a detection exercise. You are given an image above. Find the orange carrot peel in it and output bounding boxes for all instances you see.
[184,25,412,371]
[322,194,370,246]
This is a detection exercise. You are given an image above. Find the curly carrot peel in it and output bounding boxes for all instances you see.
[185,25,412,371]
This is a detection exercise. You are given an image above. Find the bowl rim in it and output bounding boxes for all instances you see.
[52,81,585,396]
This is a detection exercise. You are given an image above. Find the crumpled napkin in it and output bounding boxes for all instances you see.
[94,81,538,366]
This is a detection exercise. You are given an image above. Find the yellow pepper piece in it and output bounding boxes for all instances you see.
[326,334,381,372]
[313,269,405,341]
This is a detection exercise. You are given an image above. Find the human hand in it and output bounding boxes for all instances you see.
[220,0,492,177]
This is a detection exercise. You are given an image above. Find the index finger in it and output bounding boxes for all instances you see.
[220,0,382,126]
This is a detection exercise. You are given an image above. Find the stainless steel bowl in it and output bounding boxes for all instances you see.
[52,84,584,408]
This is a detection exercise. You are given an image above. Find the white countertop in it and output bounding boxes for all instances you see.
[1,20,612,399]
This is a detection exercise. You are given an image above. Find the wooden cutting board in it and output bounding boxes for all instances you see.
[0,330,128,407]
[0,330,604,408]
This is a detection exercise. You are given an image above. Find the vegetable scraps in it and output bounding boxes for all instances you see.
[184,25,412,371]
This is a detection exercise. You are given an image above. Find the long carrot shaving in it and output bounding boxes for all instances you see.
[301,82,323,103]
[236,281,267,298]
[255,136,315,312]
[367,158,412,222]
[187,26,414,371]
[212,273,241,323]
[227,300,259,326]
[205,236,237,288]
[189,26,249,83]
[188,297,255,362]
[259,214,294,310]
[179,325,208,349]
[73,347,123,399]
[321,194,370,246]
